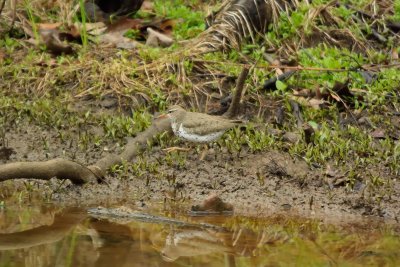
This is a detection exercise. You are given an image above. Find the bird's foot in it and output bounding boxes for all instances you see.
[163,147,191,153]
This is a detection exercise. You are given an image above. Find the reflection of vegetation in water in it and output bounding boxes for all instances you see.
[223,217,400,266]
[0,207,399,266]
[65,229,78,267]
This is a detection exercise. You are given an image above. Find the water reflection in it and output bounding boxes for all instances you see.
[0,206,399,267]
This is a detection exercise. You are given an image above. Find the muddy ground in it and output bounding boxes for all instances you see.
[1,0,400,229]
[2,102,399,225]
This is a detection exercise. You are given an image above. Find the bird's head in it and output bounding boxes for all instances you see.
[157,105,185,122]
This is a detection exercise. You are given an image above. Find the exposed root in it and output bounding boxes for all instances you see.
[0,158,97,184]
[0,117,172,184]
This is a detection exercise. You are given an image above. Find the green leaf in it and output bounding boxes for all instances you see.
[276,80,287,91]
[308,121,319,130]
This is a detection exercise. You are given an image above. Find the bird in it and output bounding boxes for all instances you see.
[158,105,243,159]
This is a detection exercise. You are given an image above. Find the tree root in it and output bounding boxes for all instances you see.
[0,118,171,184]
[0,159,97,184]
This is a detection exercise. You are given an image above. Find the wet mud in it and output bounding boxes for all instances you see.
[1,119,400,224]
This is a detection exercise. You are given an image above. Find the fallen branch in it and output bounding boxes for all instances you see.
[0,117,171,184]
[88,207,226,230]
[0,159,96,184]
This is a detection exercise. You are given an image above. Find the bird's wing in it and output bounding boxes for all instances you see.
[181,112,242,135]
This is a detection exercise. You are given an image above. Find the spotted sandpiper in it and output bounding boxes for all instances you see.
[158,105,243,159]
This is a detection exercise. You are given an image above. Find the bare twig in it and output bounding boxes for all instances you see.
[192,59,400,72]
[7,0,16,33]
[224,66,249,118]
[289,100,304,128]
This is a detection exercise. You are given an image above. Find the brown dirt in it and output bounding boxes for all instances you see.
[2,115,400,225]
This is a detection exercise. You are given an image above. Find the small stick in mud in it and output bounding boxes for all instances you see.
[223,66,250,119]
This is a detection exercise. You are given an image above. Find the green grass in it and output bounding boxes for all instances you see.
[78,0,89,51]
[153,0,205,40]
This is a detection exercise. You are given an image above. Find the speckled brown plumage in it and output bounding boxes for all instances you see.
[165,105,242,143]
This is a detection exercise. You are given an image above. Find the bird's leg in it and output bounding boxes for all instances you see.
[213,143,219,161]
[163,141,193,153]
[199,144,209,161]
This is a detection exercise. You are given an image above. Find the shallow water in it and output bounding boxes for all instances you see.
[0,205,399,267]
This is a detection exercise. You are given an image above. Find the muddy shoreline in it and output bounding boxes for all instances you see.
[2,119,399,225]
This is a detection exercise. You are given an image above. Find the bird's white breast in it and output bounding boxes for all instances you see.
[171,122,224,143]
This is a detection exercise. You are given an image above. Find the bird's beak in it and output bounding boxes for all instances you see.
[156,113,168,119]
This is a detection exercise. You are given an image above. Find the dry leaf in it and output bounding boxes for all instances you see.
[325,165,337,177]
[275,68,284,76]
[106,18,143,33]
[141,0,154,11]
[291,96,325,109]
[146,28,173,47]
[38,23,62,30]
[282,132,301,144]
[370,129,386,139]
[351,88,369,94]
[329,91,341,102]
[23,23,76,55]
[332,177,349,187]
[292,88,314,97]
[391,48,399,60]
[308,98,325,109]
[35,58,58,67]
[85,22,108,35]
[39,28,74,55]
[143,19,181,36]
[99,31,139,49]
